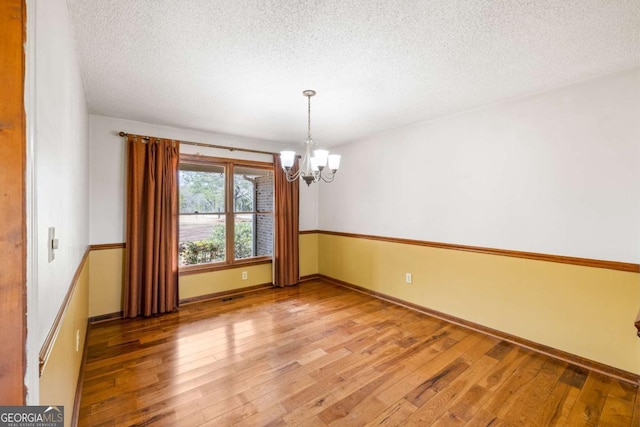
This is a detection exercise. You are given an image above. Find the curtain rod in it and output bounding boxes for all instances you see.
[118,131,279,156]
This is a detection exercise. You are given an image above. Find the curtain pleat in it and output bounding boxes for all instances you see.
[273,154,300,287]
[124,136,180,318]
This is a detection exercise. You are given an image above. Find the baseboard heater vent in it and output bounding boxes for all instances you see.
[222,295,245,302]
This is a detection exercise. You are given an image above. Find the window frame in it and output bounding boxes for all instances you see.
[178,153,274,274]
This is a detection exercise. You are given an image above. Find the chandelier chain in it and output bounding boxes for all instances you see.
[307,94,312,140]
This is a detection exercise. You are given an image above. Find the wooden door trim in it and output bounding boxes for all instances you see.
[0,0,27,404]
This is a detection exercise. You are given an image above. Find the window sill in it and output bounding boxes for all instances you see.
[179,257,272,276]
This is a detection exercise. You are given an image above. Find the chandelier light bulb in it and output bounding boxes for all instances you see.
[310,157,319,172]
[313,149,329,169]
[328,154,341,171]
[280,151,296,169]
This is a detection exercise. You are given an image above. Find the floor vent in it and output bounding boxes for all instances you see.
[222,295,244,302]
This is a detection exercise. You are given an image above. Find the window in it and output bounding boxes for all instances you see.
[178,154,273,269]
[234,165,274,260]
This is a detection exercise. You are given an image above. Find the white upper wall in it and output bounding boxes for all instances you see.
[89,115,318,244]
[319,67,640,263]
[300,182,318,231]
[34,0,90,348]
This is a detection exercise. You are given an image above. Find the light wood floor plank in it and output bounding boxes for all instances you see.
[631,389,640,427]
[565,371,612,425]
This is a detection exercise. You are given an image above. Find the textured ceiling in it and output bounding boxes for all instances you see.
[66,0,639,147]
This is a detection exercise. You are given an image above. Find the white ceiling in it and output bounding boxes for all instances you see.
[66,0,639,147]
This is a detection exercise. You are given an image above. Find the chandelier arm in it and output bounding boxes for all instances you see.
[319,171,335,183]
[284,169,302,182]
[283,148,309,181]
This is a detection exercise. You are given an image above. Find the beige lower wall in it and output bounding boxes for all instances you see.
[300,233,319,277]
[180,263,273,299]
[317,233,640,375]
[88,235,319,317]
[39,255,90,427]
[89,248,124,317]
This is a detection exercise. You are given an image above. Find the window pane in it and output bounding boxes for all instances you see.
[180,165,225,214]
[234,166,273,212]
[179,214,226,266]
[234,214,254,260]
[234,213,273,260]
[256,214,273,257]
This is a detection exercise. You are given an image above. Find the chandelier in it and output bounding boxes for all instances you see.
[280,90,341,186]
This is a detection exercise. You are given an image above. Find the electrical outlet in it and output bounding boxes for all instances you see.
[242,271,248,280]
[75,330,80,352]
[405,273,412,284]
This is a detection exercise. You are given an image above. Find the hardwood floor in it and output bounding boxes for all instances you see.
[78,280,639,426]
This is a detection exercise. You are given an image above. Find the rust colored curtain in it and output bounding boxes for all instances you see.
[273,154,300,287]
[124,136,180,318]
